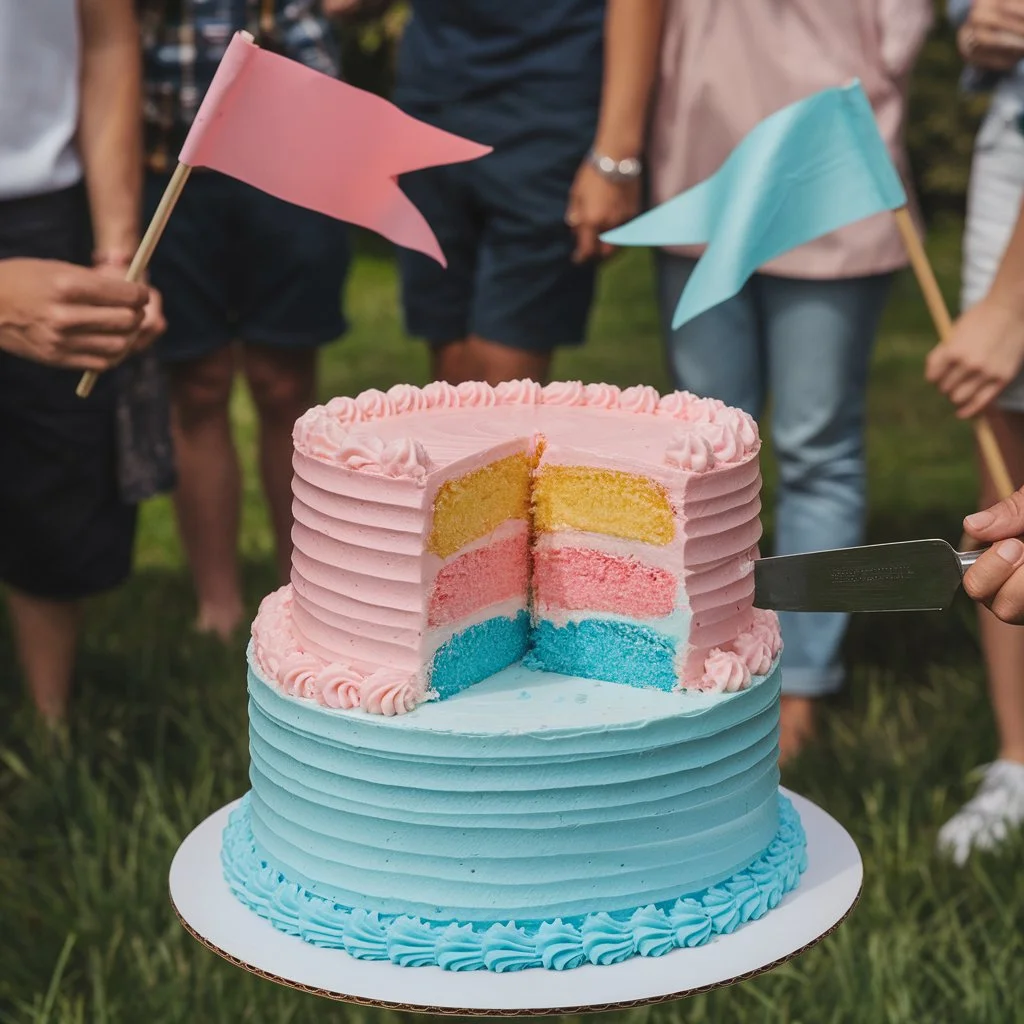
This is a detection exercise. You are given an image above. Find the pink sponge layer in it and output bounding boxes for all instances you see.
[428,532,530,627]
[533,547,676,619]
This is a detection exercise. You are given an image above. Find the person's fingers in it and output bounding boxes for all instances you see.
[597,240,616,260]
[923,346,946,383]
[564,190,582,230]
[55,265,148,309]
[63,332,135,359]
[959,379,1005,419]
[963,540,1024,605]
[933,360,980,401]
[970,43,1022,69]
[58,303,145,336]
[572,224,599,264]
[948,373,987,413]
[964,542,1024,622]
[972,10,1024,38]
[57,352,123,372]
[964,488,1024,540]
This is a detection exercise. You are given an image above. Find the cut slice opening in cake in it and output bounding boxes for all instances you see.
[423,447,535,699]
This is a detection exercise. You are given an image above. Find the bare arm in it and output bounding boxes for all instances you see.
[566,0,665,263]
[986,203,1024,313]
[592,0,665,162]
[78,0,142,263]
[926,204,1024,417]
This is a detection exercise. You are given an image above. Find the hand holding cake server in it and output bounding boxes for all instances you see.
[754,490,1024,625]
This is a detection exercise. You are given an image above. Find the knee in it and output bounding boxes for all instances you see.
[245,353,315,420]
[773,418,864,491]
[170,355,235,428]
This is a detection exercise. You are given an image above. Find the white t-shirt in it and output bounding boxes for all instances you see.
[0,0,82,201]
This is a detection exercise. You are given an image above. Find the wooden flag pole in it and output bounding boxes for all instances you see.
[892,207,1015,502]
[76,161,193,398]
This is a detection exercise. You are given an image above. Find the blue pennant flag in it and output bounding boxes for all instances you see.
[602,81,907,329]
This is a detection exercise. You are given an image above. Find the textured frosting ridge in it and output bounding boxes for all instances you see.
[221,792,807,972]
[252,591,432,716]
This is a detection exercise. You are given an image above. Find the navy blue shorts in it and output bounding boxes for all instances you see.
[396,104,597,353]
[145,171,351,363]
[0,185,137,600]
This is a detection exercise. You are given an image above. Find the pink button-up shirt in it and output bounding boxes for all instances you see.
[648,0,933,278]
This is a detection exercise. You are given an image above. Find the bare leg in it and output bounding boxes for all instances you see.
[242,344,318,585]
[976,409,1024,764]
[4,587,80,723]
[168,347,243,639]
[432,335,551,387]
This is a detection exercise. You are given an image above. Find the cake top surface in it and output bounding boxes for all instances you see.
[249,652,779,742]
[291,380,759,482]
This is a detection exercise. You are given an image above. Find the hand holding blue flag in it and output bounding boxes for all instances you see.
[602,81,906,329]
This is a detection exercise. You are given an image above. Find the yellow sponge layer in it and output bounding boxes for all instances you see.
[428,452,533,558]
[533,465,674,545]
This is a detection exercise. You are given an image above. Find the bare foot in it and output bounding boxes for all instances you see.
[195,603,244,641]
[779,696,817,765]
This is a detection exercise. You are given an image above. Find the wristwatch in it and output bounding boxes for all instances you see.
[587,149,643,183]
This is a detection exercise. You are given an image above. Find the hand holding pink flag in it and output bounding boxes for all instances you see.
[77,31,490,397]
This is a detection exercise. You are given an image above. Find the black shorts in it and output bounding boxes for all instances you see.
[145,170,350,363]
[0,185,138,600]
[396,100,598,353]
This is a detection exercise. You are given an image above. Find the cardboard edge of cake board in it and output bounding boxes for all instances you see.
[170,888,861,1016]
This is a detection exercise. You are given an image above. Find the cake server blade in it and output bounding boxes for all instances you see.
[753,539,983,613]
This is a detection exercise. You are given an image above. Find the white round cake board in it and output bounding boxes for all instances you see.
[169,788,861,1015]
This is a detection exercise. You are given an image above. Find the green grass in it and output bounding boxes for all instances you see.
[3,222,1024,1023]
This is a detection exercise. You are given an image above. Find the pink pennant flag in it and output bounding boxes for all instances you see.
[179,32,491,266]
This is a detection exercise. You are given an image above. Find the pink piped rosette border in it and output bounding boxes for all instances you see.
[291,379,761,483]
[251,590,784,718]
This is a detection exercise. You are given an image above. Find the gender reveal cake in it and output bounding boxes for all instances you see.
[222,379,807,972]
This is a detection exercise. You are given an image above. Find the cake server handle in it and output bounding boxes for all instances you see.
[957,548,985,574]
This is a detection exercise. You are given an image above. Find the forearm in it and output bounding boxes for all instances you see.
[592,0,665,159]
[988,204,1024,314]
[78,0,143,260]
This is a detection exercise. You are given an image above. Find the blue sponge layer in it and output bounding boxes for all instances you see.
[430,611,531,701]
[525,619,678,692]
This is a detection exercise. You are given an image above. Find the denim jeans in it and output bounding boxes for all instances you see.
[656,254,893,697]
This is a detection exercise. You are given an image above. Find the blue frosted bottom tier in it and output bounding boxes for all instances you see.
[525,618,678,692]
[430,611,531,701]
[237,655,788,933]
[222,793,806,971]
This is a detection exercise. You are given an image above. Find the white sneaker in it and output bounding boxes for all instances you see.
[936,760,1024,866]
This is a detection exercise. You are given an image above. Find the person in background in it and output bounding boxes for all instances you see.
[139,0,352,640]
[647,1,933,763]
[926,0,1024,859]
[0,0,164,724]
[392,0,664,387]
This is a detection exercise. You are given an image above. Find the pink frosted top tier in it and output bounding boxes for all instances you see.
[248,380,780,715]
[291,380,760,483]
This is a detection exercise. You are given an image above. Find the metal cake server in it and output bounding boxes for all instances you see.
[753,539,986,613]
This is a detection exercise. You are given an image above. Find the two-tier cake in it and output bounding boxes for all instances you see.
[221,379,806,972]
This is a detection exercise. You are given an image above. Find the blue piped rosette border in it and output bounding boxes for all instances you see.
[220,794,808,972]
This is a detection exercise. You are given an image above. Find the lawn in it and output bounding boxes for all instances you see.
[2,222,1023,1023]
